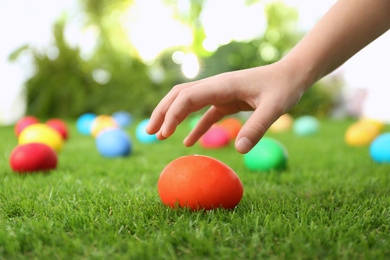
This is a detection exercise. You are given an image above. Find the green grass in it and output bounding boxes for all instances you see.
[0,118,389,259]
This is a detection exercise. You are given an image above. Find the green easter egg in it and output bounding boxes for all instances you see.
[243,137,287,172]
[188,114,202,130]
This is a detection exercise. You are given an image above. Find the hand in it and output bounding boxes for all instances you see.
[146,0,390,154]
[146,61,305,154]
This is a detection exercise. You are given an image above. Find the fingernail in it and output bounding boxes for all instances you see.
[183,136,193,147]
[161,125,168,138]
[236,137,253,154]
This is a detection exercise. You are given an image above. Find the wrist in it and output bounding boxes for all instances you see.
[276,56,317,93]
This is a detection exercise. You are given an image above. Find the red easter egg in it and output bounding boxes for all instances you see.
[9,143,58,173]
[200,126,230,148]
[46,119,68,140]
[158,155,243,210]
[218,117,242,139]
[14,116,39,136]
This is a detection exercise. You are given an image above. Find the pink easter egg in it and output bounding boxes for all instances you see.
[200,126,230,149]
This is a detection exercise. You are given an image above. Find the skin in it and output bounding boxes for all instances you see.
[146,0,390,154]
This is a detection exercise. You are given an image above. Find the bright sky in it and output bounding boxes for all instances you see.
[1,0,389,124]
[0,0,78,124]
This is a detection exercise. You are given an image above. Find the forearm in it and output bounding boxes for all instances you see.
[282,0,390,90]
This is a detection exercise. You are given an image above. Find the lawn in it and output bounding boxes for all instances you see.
[0,117,389,259]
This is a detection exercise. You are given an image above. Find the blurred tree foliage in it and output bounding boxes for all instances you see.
[10,0,341,119]
[198,3,300,77]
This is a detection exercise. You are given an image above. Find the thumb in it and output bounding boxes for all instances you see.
[235,104,282,154]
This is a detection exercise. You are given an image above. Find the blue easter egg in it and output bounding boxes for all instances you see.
[96,128,132,157]
[293,116,319,136]
[112,111,133,127]
[136,119,158,143]
[76,113,97,135]
[369,133,390,163]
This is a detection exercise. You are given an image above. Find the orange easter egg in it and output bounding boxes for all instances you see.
[158,155,243,211]
[218,117,242,139]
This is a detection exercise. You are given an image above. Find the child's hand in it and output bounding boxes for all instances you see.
[146,0,390,154]
[146,61,305,154]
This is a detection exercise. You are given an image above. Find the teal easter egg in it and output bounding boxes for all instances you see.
[136,119,158,143]
[293,116,319,136]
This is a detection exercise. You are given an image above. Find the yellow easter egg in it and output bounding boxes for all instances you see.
[357,118,384,132]
[269,113,293,133]
[345,122,380,147]
[90,115,119,138]
[19,123,64,152]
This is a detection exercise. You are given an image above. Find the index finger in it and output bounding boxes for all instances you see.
[146,76,221,135]
[146,83,191,134]
[159,80,237,139]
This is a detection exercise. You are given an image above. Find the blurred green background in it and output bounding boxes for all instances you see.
[8,0,342,120]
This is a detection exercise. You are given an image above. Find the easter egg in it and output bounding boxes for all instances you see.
[46,118,68,140]
[218,117,242,139]
[269,113,293,133]
[96,128,132,157]
[199,126,230,148]
[10,143,57,173]
[76,113,97,135]
[293,116,319,136]
[188,114,202,130]
[358,118,384,132]
[90,115,119,138]
[136,119,158,143]
[370,133,390,163]
[112,111,133,127]
[243,137,288,172]
[158,155,243,210]
[14,116,39,136]
[345,122,380,147]
[19,124,64,152]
